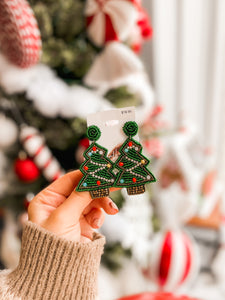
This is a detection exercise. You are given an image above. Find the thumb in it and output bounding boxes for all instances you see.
[46,190,93,228]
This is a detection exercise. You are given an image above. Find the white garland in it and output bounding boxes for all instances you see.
[0,54,112,119]
[0,47,154,123]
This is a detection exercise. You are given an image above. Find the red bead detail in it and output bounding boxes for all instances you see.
[119,162,124,166]
[132,177,137,183]
[97,180,101,186]
[84,166,88,171]
[92,146,97,151]
[128,142,133,147]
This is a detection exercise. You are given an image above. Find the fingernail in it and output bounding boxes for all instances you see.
[93,218,101,228]
[109,200,119,211]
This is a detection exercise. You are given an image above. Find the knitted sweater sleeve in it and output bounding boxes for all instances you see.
[0,221,105,300]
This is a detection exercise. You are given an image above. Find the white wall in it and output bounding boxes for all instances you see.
[143,0,225,178]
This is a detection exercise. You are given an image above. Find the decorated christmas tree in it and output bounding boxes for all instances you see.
[0,0,156,273]
[114,121,156,195]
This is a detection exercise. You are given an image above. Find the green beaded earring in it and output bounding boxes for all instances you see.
[76,125,115,199]
[114,121,156,195]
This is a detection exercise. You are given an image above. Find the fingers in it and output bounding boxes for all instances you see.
[46,190,94,226]
[28,170,83,221]
[45,170,82,198]
[83,197,119,215]
[85,208,105,229]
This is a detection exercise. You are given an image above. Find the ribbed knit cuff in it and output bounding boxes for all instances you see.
[6,221,105,300]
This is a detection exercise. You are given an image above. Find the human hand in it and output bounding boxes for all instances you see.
[28,170,119,243]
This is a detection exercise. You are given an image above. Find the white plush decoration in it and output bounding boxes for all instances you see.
[118,190,153,268]
[99,259,152,299]
[60,86,113,118]
[156,183,198,229]
[0,114,18,149]
[99,213,130,245]
[0,54,112,119]
[84,42,144,89]
[152,128,204,229]
[0,54,37,93]
[85,0,138,47]
[84,42,154,123]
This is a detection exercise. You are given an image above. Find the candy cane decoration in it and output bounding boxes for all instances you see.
[85,0,138,47]
[0,0,42,68]
[148,230,200,291]
[20,126,64,182]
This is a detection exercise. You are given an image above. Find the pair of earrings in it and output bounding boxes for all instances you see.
[76,121,156,198]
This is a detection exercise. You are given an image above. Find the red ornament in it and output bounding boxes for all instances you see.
[132,177,137,183]
[97,180,101,186]
[119,162,124,166]
[128,141,133,147]
[117,292,199,300]
[146,231,199,291]
[92,146,97,151]
[14,158,40,182]
[79,138,90,148]
[84,166,89,171]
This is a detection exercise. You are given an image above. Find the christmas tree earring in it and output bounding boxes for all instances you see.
[114,121,156,195]
[76,125,115,199]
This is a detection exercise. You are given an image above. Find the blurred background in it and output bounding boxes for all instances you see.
[0,0,225,299]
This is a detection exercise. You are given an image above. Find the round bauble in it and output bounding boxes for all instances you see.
[14,158,40,182]
[117,292,199,300]
[146,230,200,291]
[0,115,18,149]
[24,192,35,210]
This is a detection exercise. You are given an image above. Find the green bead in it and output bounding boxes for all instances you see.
[123,121,138,137]
[87,125,101,141]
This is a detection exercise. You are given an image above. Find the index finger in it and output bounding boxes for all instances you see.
[46,170,82,197]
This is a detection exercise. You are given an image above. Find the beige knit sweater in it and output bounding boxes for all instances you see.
[0,221,105,300]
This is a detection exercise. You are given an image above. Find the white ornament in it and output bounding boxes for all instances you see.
[84,42,144,89]
[149,230,200,291]
[0,114,18,149]
[99,213,130,244]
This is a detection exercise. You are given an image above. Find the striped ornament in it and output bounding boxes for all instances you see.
[85,0,138,47]
[0,0,41,68]
[20,126,64,182]
[149,231,200,291]
[117,292,199,300]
